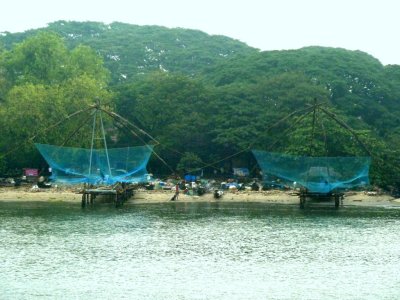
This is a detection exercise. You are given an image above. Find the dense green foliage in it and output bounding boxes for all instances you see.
[0,21,256,84]
[0,31,111,173]
[1,21,400,189]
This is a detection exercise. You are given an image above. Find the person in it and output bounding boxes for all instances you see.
[170,183,180,201]
[175,183,180,200]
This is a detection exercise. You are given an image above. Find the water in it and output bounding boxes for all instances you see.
[1,201,400,299]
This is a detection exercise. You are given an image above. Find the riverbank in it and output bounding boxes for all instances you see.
[0,186,399,207]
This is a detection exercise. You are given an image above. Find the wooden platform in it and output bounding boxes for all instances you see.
[80,184,135,208]
[298,190,344,209]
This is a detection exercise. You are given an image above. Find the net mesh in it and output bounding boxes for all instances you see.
[252,150,370,193]
[36,143,153,184]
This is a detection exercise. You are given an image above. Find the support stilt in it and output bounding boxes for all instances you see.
[81,183,134,209]
[81,193,86,208]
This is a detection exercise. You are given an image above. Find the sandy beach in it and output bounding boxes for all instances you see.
[0,186,399,207]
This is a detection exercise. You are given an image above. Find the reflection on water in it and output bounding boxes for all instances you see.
[0,201,400,299]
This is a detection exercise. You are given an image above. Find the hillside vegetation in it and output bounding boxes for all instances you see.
[1,21,400,189]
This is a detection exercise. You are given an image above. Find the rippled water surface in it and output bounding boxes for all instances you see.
[1,201,400,299]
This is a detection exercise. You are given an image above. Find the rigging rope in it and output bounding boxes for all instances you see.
[319,107,372,156]
[187,106,315,173]
[266,109,314,152]
[0,105,95,159]
[2,99,374,179]
[309,99,318,156]
[60,112,94,147]
[109,113,176,174]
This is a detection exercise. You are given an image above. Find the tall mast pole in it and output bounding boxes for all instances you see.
[99,109,112,176]
[88,109,97,177]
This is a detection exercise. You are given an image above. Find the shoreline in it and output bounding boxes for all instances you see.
[0,187,399,207]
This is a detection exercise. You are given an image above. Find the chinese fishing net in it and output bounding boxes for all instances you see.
[36,143,153,184]
[252,150,370,193]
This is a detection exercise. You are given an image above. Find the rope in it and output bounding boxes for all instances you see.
[266,109,314,152]
[247,105,315,150]
[60,113,94,147]
[98,108,160,145]
[99,108,175,174]
[99,110,112,175]
[319,114,329,156]
[309,99,318,156]
[319,107,372,156]
[2,99,371,179]
[0,105,95,159]
[89,109,97,176]
[187,106,315,173]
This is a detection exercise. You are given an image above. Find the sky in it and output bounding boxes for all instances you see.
[1,0,399,65]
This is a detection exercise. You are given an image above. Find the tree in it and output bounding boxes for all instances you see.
[115,72,214,170]
[176,152,204,174]
[2,32,68,85]
[0,32,112,171]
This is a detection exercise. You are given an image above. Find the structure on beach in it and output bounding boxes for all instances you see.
[36,143,153,185]
[252,151,371,208]
[252,99,372,208]
[34,102,158,207]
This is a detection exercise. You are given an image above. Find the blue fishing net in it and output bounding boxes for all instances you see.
[252,150,370,193]
[36,143,153,184]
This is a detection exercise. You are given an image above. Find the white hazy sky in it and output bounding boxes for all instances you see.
[1,0,399,65]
